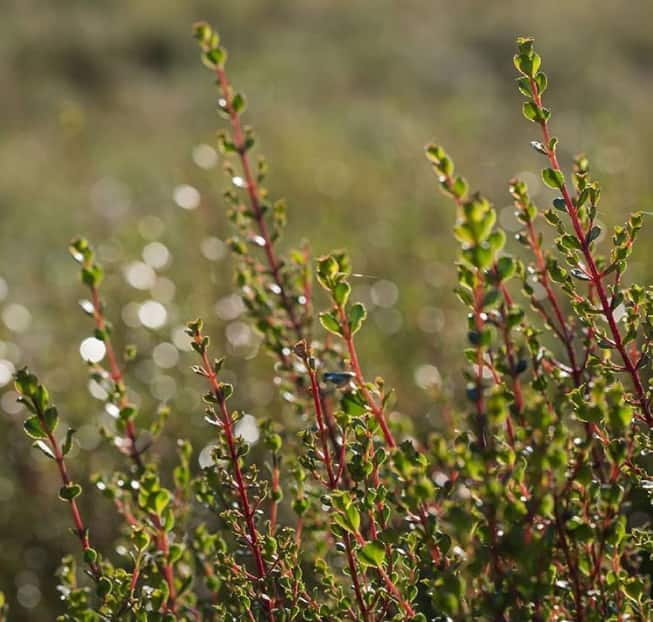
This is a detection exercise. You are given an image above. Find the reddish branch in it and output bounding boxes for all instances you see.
[193,333,273,620]
[214,65,304,341]
[37,411,101,580]
[351,531,416,618]
[334,305,396,449]
[151,513,177,613]
[519,206,582,386]
[529,77,651,424]
[295,341,368,619]
[438,170,522,445]
[89,286,144,470]
[88,286,180,611]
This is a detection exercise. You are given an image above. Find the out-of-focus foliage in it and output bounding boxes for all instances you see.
[2,2,653,619]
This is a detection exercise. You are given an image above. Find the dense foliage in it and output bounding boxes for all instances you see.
[4,23,653,622]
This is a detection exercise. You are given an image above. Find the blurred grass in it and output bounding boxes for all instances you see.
[2,1,653,618]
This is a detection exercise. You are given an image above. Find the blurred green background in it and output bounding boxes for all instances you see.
[2,1,653,618]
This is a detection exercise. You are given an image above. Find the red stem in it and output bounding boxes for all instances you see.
[352,531,416,618]
[524,218,581,386]
[196,338,273,620]
[40,422,101,580]
[529,78,651,424]
[215,66,303,340]
[152,513,177,613]
[335,305,396,449]
[298,346,369,619]
[343,532,370,621]
[497,282,523,441]
[554,502,585,621]
[303,357,337,487]
[270,460,280,535]
[89,286,144,470]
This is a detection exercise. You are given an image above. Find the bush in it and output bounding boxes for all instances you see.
[4,24,653,621]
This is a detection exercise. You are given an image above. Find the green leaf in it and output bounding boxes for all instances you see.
[43,406,59,433]
[609,405,633,432]
[535,72,548,95]
[68,237,91,263]
[451,176,468,199]
[62,428,75,456]
[332,512,353,534]
[59,483,82,501]
[487,230,506,253]
[481,289,501,309]
[348,303,367,335]
[34,385,49,412]
[319,311,342,336]
[231,92,246,115]
[14,368,38,397]
[152,490,171,515]
[542,168,564,190]
[84,548,98,564]
[316,256,340,290]
[552,197,567,212]
[220,383,234,400]
[341,391,367,416]
[522,101,539,122]
[96,577,112,598]
[495,256,516,281]
[516,77,531,97]
[119,406,137,421]
[513,52,540,78]
[357,540,386,568]
[344,504,360,532]
[202,47,226,69]
[333,282,351,307]
[81,264,104,288]
[586,225,601,245]
[24,415,46,439]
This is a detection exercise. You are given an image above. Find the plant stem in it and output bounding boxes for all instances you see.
[195,338,274,620]
[522,215,581,385]
[89,286,144,470]
[152,513,177,614]
[529,77,651,424]
[352,531,416,618]
[36,412,101,580]
[269,455,280,535]
[300,349,337,487]
[554,501,585,621]
[214,65,304,340]
[297,343,370,620]
[335,305,396,449]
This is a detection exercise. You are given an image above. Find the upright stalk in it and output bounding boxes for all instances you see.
[214,65,304,341]
[527,77,651,423]
[190,325,274,620]
[89,286,144,470]
[334,304,396,449]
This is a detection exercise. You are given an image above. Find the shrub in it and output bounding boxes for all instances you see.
[5,24,653,621]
